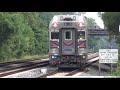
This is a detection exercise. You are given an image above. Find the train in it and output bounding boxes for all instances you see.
[49,15,88,69]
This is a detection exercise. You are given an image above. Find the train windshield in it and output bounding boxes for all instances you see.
[78,31,85,39]
[65,31,72,40]
[51,32,59,39]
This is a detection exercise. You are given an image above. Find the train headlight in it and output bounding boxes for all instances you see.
[52,56,58,59]
[52,22,58,27]
[52,56,55,58]
[79,22,85,27]
[80,38,83,40]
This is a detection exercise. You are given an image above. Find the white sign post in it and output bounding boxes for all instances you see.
[99,49,118,75]
[119,25,120,32]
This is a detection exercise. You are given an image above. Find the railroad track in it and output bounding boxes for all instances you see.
[39,68,90,78]
[39,53,117,78]
[0,59,49,77]
[0,59,49,72]
[0,57,48,67]
[39,69,79,78]
[39,55,99,78]
[0,52,99,78]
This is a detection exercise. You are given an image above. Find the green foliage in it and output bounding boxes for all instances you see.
[0,12,53,61]
[0,13,35,60]
[86,18,95,29]
[101,12,120,75]
[86,17,101,52]
[102,12,120,35]
[101,12,120,50]
[86,17,110,52]
[88,36,110,52]
[112,62,120,76]
[0,12,68,62]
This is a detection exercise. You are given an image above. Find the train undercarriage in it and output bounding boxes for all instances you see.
[49,54,88,69]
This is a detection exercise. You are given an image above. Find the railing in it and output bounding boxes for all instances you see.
[88,29,108,35]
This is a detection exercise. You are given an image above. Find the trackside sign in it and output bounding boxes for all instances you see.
[99,49,118,63]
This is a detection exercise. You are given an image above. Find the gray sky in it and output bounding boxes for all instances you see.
[84,12,104,29]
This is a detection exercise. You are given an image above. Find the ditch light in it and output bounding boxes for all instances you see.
[52,22,58,27]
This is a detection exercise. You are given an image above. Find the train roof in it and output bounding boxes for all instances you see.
[52,15,86,21]
[49,15,87,27]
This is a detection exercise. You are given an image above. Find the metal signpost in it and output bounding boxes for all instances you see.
[99,49,118,75]
[119,25,120,32]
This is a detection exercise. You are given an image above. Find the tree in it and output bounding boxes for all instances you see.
[0,12,35,60]
[101,12,120,75]
[86,16,110,52]
[102,12,120,35]
[101,12,120,56]
[86,18,95,29]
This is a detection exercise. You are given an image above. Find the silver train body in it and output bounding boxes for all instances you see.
[49,15,88,69]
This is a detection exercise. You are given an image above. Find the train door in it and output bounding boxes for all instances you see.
[61,28,76,55]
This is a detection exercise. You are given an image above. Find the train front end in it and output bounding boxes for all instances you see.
[49,15,88,69]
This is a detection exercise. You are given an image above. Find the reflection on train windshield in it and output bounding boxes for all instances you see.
[51,32,59,39]
[78,31,85,39]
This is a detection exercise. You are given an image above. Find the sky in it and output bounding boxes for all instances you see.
[84,12,104,29]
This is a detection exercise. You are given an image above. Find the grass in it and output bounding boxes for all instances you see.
[0,54,49,63]
[16,54,49,60]
[111,62,120,76]
[108,55,120,76]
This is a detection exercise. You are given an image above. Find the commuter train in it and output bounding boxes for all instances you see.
[49,15,88,69]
